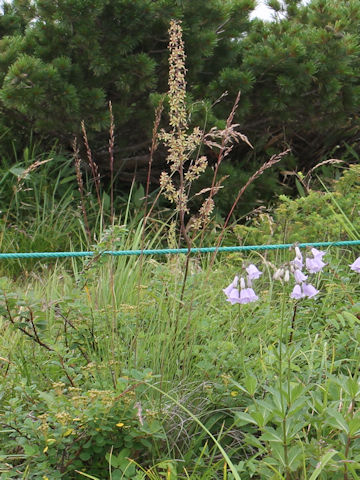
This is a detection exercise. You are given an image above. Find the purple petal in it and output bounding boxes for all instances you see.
[239,288,259,304]
[294,269,307,283]
[226,288,240,305]
[311,248,327,258]
[306,257,327,274]
[291,247,303,270]
[246,264,263,280]
[350,257,360,273]
[290,284,304,299]
[223,276,239,297]
[302,282,319,298]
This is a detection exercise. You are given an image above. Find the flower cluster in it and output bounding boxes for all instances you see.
[289,247,326,299]
[223,264,262,305]
[224,250,359,306]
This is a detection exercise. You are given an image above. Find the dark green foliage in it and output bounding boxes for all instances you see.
[1,0,360,212]
[0,0,254,161]
[209,0,360,170]
[233,164,360,245]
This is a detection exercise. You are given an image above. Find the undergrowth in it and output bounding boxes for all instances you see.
[0,18,359,480]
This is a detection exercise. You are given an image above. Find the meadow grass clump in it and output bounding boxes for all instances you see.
[0,18,360,480]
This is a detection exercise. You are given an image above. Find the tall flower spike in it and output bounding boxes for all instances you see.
[168,20,187,130]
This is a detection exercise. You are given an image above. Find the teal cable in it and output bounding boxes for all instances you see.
[0,240,359,259]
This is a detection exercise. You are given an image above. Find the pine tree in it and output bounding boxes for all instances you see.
[209,0,360,170]
[0,0,254,164]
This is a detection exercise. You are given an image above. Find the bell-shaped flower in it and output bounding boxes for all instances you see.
[290,282,319,299]
[290,284,304,299]
[246,264,262,280]
[223,276,239,298]
[306,256,327,273]
[350,257,360,273]
[273,267,285,281]
[305,248,327,273]
[291,246,303,270]
[239,287,259,304]
[224,276,259,305]
[302,282,319,298]
[284,269,290,282]
[311,248,327,258]
[226,288,241,305]
[294,269,307,283]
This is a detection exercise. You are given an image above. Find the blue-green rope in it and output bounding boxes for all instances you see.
[0,240,359,259]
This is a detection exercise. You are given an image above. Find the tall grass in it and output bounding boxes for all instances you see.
[0,18,359,480]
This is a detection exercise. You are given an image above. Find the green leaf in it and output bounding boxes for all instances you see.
[309,450,337,480]
[348,415,360,436]
[229,378,251,395]
[244,374,258,397]
[234,411,259,427]
[79,451,92,461]
[261,427,283,443]
[325,408,349,434]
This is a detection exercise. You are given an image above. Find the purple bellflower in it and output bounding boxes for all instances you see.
[239,287,259,304]
[290,282,319,299]
[294,269,307,283]
[306,256,327,273]
[246,264,263,280]
[290,284,304,299]
[239,277,258,304]
[350,257,360,273]
[305,248,327,273]
[291,246,303,270]
[227,288,241,305]
[302,282,319,298]
[223,276,239,298]
[311,248,327,258]
[223,275,259,305]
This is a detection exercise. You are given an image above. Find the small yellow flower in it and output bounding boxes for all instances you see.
[230,391,239,397]
[43,446,48,453]
[116,422,125,428]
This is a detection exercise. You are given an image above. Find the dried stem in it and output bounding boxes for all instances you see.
[108,101,115,223]
[81,120,102,212]
[209,149,291,268]
[73,137,92,242]
[142,102,163,249]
